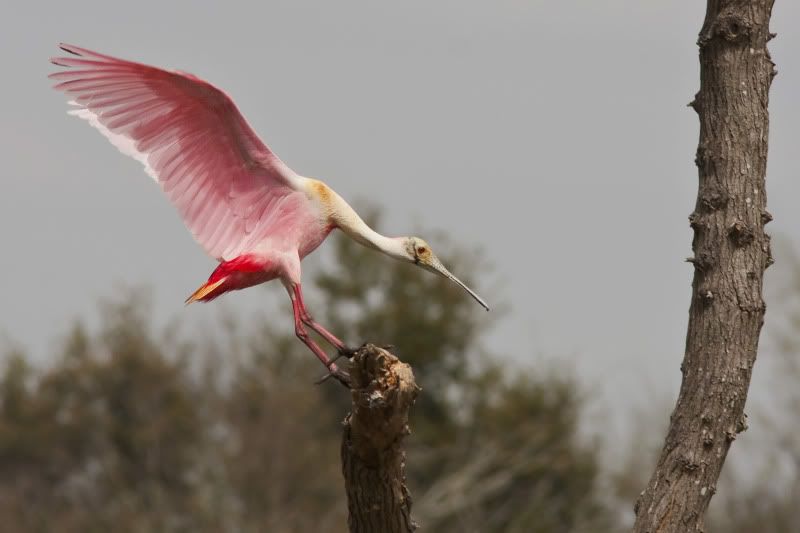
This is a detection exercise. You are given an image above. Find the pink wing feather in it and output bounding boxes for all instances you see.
[50,43,301,260]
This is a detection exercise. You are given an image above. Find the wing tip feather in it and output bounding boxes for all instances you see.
[50,57,73,67]
[59,43,81,56]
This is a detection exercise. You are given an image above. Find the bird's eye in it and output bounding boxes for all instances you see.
[417,247,427,254]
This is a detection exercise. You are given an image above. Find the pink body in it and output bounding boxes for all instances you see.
[50,44,336,300]
[201,213,335,302]
[50,44,488,385]
[50,44,357,382]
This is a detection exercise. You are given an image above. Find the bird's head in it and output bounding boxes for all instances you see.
[403,237,490,311]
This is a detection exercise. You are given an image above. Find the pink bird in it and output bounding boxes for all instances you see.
[50,44,488,386]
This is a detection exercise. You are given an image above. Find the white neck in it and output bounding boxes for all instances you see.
[311,180,409,261]
[336,207,408,260]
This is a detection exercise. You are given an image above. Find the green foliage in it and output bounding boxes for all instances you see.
[415,366,611,533]
[0,304,204,532]
[0,213,613,532]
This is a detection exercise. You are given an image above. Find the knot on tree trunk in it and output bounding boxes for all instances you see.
[341,344,420,533]
[699,8,753,47]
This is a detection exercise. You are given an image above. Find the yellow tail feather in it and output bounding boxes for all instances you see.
[184,278,226,305]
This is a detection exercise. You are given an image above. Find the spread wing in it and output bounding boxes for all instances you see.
[50,43,301,260]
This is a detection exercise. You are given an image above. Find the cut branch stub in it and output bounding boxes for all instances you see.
[341,344,419,533]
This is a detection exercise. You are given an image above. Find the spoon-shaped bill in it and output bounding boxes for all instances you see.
[429,260,490,311]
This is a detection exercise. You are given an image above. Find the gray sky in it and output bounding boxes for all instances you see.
[1,1,798,437]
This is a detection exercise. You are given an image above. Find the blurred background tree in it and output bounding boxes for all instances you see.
[314,211,613,532]
[0,212,614,532]
[3,214,799,533]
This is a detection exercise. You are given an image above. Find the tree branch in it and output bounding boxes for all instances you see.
[633,1,775,532]
[341,344,419,533]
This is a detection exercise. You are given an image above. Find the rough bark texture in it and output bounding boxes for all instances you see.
[632,2,776,532]
[341,344,419,533]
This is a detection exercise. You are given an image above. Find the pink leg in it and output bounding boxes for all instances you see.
[289,285,350,387]
[292,284,354,354]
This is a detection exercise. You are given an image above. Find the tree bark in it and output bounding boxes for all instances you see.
[633,2,776,532]
[341,344,419,533]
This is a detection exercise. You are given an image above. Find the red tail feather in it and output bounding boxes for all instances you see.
[185,254,271,304]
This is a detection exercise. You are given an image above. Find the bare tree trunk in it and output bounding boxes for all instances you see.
[633,1,776,532]
[341,344,419,533]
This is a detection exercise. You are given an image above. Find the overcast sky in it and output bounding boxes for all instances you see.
[1,1,798,437]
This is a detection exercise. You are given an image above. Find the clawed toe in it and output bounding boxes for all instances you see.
[338,345,361,357]
[329,345,360,365]
[328,344,391,368]
[315,367,352,388]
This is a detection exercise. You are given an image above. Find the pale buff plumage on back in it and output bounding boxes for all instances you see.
[50,44,488,386]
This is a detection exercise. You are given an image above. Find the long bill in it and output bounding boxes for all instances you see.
[429,260,490,311]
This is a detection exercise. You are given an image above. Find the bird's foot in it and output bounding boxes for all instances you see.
[315,366,352,389]
[330,344,361,364]
[339,344,361,357]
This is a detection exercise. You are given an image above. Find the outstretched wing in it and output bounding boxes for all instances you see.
[50,43,301,260]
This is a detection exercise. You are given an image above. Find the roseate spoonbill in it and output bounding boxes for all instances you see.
[50,44,489,386]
